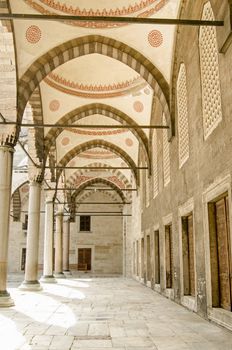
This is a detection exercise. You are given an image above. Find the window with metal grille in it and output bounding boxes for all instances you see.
[79,215,91,232]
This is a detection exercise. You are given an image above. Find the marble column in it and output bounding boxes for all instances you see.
[0,145,14,307]
[40,193,56,283]
[63,217,71,275]
[54,209,65,278]
[19,181,42,291]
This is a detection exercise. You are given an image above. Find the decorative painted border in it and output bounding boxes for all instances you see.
[24,0,168,29]
[78,151,119,159]
[44,75,146,99]
[48,72,141,92]
[65,128,127,136]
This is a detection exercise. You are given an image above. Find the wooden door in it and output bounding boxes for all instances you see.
[182,217,190,295]
[136,240,139,276]
[182,215,195,296]
[141,238,144,279]
[146,235,151,282]
[215,197,231,311]
[78,248,91,271]
[165,225,173,289]
[155,231,160,284]
[21,248,26,271]
[188,215,195,296]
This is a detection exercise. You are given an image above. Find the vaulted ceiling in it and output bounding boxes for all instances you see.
[7,0,181,206]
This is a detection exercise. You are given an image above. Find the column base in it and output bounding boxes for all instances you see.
[54,272,66,279]
[0,291,14,307]
[40,275,57,284]
[19,280,43,291]
[63,270,72,276]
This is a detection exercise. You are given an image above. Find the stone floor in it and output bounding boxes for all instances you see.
[0,274,232,350]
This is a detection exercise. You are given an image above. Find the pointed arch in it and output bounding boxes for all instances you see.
[71,177,126,203]
[57,139,138,183]
[66,162,131,190]
[44,103,150,168]
[18,35,171,130]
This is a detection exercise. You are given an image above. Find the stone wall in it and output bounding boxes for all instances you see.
[8,190,124,276]
[69,192,123,275]
[131,0,232,331]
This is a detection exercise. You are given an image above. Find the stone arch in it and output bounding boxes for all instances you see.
[71,177,126,203]
[67,162,131,190]
[27,87,45,164]
[12,189,21,222]
[57,139,139,183]
[11,181,29,222]
[18,35,170,129]
[76,190,122,206]
[44,103,150,168]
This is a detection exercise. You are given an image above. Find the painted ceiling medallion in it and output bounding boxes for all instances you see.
[45,73,145,99]
[24,0,168,29]
[25,25,42,44]
[61,137,70,146]
[133,101,144,112]
[148,30,163,47]
[49,99,60,111]
[125,138,134,147]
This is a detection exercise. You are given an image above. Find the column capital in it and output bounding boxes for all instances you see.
[28,164,44,184]
[0,144,15,152]
[0,124,18,148]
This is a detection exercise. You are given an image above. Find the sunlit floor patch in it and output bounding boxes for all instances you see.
[0,275,232,350]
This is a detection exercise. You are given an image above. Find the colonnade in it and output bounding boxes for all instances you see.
[0,144,71,306]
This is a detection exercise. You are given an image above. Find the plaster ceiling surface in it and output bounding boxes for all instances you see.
[56,129,139,164]
[10,0,180,81]
[65,156,132,182]
[9,0,180,197]
[41,80,153,139]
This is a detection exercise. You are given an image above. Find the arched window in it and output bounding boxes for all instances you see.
[199,1,222,139]
[162,114,170,186]
[152,130,158,198]
[177,63,189,168]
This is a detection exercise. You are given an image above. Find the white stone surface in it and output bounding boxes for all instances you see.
[0,274,232,349]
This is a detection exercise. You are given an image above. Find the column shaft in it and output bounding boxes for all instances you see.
[20,181,42,290]
[54,213,65,278]
[41,200,56,283]
[63,219,71,274]
[0,146,14,307]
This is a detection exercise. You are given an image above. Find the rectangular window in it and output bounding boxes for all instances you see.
[79,215,91,232]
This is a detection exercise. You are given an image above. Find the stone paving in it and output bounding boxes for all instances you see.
[0,274,232,350]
